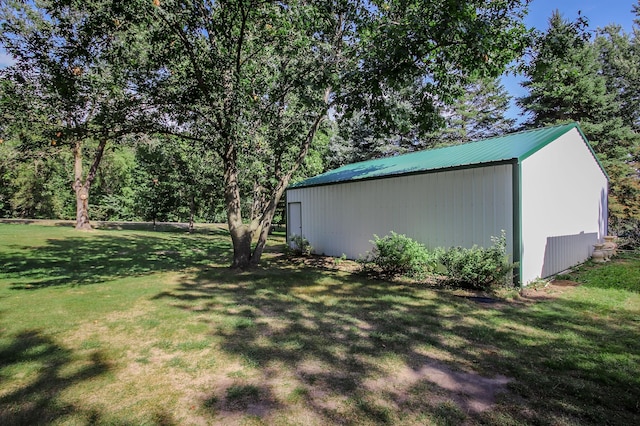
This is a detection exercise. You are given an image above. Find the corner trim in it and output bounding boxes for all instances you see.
[512,160,522,286]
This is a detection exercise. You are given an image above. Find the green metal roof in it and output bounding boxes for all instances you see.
[290,122,606,189]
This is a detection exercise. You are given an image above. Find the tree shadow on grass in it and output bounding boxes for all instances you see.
[154,260,640,425]
[0,230,232,289]
[154,266,426,423]
[441,296,640,424]
[0,327,181,425]
[0,329,109,425]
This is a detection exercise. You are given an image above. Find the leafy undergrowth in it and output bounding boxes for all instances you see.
[0,223,639,425]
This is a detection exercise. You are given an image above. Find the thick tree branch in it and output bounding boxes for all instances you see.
[85,138,107,189]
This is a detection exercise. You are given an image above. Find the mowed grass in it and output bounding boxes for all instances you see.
[0,223,639,425]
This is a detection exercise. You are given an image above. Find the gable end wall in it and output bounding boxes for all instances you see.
[520,128,608,283]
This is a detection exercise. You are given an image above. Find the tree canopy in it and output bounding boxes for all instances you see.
[3,1,640,254]
[18,2,640,262]
[0,0,146,229]
[122,0,531,267]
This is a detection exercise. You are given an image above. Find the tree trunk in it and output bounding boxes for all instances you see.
[75,184,91,230]
[250,201,278,265]
[72,141,91,230]
[230,224,253,268]
[223,142,255,268]
[250,180,288,265]
[222,89,329,267]
[188,193,195,233]
[72,139,108,231]
[249,102,328,265]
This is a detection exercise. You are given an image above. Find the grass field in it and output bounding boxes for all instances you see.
[0,223,639,425]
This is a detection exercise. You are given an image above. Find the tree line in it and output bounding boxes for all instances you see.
[0,1,639,267]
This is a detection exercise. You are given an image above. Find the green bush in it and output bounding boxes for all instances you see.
[440,231,515,289]
[286,234,313,256]
[363,232,440,278]
[618,219,640,250]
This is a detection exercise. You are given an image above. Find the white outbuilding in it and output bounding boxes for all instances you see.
[286,123,608,285]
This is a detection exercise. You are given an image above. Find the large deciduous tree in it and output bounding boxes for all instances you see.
[135,0,531,268]
[0,0,141,229]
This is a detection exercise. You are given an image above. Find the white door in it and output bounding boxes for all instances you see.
[287,202,302,246]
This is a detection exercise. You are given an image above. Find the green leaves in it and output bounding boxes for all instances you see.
[440,231,515,289]
[342,0,530,137]
[363,232,439,278]
[0,0,143,144]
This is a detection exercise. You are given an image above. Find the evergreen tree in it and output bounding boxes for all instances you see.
[596,21,640,230]
[327,110,426,169]
[597,25,640,131]
[518,12,609,129]
[423,77,515,147]
[329,76,515,169]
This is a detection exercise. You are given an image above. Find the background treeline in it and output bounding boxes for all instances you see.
[0,137,228,225]
[0,2,639,248]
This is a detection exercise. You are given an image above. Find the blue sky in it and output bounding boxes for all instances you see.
[525,0,636,33]
[0,49,13,68]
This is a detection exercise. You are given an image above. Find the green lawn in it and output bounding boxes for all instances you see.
[0,223,639,425]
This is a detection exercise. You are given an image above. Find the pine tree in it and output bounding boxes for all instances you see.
[423,77,515,147]
[597,25,640,131]
[328,76,515,169]
[596,22,640,231]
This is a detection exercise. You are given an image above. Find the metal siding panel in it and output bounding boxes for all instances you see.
[452,171,462,245]
[436,173,445,245]
[289,164,513,261]
[473,170,482,244]
[521,129,608,283]
[498,166,512,247]
[461,170,470,244]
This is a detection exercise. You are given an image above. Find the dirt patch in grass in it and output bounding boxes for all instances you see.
[519,279,581,302]
[365,359,511,414]
[283,253,362,274]
[282,253,451,287]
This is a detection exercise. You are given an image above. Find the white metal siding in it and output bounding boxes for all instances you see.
[287,164,514,261]
[520,128,608,283]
